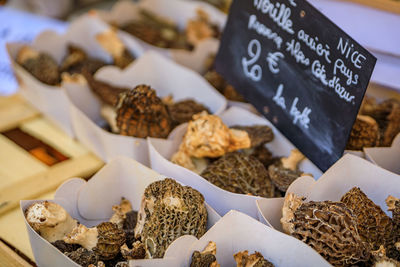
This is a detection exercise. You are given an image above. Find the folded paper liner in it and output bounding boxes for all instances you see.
[148,106,322,219]
[7,15,143,137]
[64,51,227,165]
[257,154,400,232]
[94,0,227,74]
[21,156,221,267]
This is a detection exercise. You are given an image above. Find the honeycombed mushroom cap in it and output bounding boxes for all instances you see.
[134,178,207,258]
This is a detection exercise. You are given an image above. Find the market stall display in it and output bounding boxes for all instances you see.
[0,0,399,265]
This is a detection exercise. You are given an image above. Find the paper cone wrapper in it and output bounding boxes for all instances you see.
[21,156,220,267]
[130,210,330,266]
[148,106,322,219]
[94,0,226,74]
[364,133,400,175]
[257,154,400,231]
[6,15,143,137]
[64,51,227,165]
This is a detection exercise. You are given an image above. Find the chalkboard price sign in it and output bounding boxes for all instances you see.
[215,0,376,171]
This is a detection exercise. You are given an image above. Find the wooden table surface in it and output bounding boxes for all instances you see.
[0,94,104,266]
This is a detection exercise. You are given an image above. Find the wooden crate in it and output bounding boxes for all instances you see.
[0,94,104,266]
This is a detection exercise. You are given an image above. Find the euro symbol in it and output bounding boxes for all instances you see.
[266,52,284,74]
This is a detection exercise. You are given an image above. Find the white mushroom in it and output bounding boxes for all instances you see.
[25,201,78,242]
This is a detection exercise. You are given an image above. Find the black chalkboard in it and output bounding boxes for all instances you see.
[215,0,376,171]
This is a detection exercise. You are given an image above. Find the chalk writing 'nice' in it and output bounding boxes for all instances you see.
[253,0,294,34]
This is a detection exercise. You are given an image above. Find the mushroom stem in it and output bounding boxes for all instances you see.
[64,224,98,250]
[281,149,304,171]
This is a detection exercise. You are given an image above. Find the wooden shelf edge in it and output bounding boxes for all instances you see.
[0,240,33,267]
[0,153,104,215]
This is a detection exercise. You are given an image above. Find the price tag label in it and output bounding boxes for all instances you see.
[216,0,376,171]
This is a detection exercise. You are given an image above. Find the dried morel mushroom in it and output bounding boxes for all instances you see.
[201,152,274,197]
[383,104,400,147]
[121,241,146,260]
[370,245,400,267]
[60,45,106,75]
[134,178,207,258]
[171,112,250,171]
[190,241,219,267]
[64,247,99,267]
[249,146,279,169]
[346,115,380,150]
[234,251,274,267]
[341,187,393,251]
[200,0,232,13]
[123,210,138,246]
[116,85,172,138]
[167,99,210,127]
[268,149,305,192]
[109,197,133,229]
[96,29,135,69]
[83,71,128,107]
[231,125,274,148]
[25,201,78,242]
[64,222,126,260]
[17,46,60,85]
[281,193,370,266]
[386,196,400,260]
[359,98,400,147]
[204,70,245,102]
[185,9,220,46]
[121,9,190,50]
[51,240,81,253]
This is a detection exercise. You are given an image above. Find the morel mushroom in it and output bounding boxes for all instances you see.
[60,45,106,75]
[121,9,189,50]
[83,70,128,107]
[201,151,274,197]
[64,222,126,260]
[204,70,245,102]
[116,85,172,138]
[386,196,400,260]
[185,9,220,46]
[190,241,219,267]
[123,210,138,246]
[341,187,393,251]
[231,125,274,148]
[167,99,210,127]
[25,201,78,243]
[96,29,135,69]
[17,46,60,85]
[383,104,400,147]
[65,247,99,267]
[109,197,133,229]
[171,112,250,171]
[346,115,380,150]
[281,193,370,266]
[371,245,400,267]
[234,251,275,267]
[134,178,207,258]
[121,241,146,260]
[268,149,305,192]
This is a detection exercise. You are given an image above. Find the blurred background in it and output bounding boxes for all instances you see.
[0,0,120,95]
[0,0,399,95]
